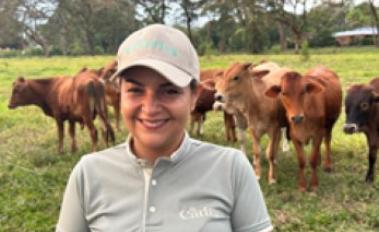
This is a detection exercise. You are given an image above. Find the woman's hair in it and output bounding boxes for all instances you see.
[189,79,198,92]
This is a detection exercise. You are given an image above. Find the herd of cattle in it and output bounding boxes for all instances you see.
[7,60,379,192]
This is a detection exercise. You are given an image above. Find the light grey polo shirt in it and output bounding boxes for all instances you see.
[56,133,273,232]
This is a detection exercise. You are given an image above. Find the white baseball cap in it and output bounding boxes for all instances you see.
[111,24,200,87]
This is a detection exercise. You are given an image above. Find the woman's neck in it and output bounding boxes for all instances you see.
[130,132,185,164]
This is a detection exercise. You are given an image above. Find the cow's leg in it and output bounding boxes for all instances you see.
[235,112,247,153]
[365,133,378,183]
[56,120,64,154]
[365,134,378,182]
[250,128,262,180]
[97,102,115,146]
[266,127,281,184]
[310,135,323,192]
[366,145,377,182]
[292,139,306,192]
[113,100,121,131]
[84,117,98,152]
[189,114,195,135]
[323,128,333,172]
[198,114,204,136]
[69,120,77,153]
[224,112,237,142]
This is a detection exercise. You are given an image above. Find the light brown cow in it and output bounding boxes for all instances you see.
[266,65,342,192]
[8,69,115,153]
[213,62,289,184]
[190,69,237,142]
[98,60,121,130]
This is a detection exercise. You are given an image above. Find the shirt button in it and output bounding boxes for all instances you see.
[149,206,156,213]
[151,179,157,186]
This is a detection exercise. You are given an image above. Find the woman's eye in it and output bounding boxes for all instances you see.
[166,89,180,95]
[127,87,143,93]
[162,87,181,95]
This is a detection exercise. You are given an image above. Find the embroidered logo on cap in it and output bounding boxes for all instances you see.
[123,38,178,57]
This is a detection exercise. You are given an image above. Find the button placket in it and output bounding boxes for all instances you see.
[151,179,157,186]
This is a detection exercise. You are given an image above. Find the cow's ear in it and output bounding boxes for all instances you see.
[305,82,322,94]
[251,70,269,79]
[79,67,87,73]
[214,71,223,79]
[372,92,379,103]
[17,76,25,82]
[97,67,104,75]
[242,63,252,70]
[200,79,215,91]
[266,85,281,98]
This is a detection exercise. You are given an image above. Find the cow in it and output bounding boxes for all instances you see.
[190,69,237,142]
[266,65,342,192]
[213,61,289,184]
[8,69,115,154]
[343,77,379,182]
[97,60,121,131]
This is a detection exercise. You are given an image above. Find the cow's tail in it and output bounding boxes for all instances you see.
[87,81,115,146]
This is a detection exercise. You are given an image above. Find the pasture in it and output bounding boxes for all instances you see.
[1,49,379,231]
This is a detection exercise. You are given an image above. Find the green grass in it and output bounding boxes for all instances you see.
[1,49,379,231]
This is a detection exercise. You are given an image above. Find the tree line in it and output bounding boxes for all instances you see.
[0,0,378,56]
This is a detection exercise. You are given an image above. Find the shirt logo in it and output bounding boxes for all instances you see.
[179,206,220,220]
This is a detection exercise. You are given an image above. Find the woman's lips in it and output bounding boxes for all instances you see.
[138,118,169,129]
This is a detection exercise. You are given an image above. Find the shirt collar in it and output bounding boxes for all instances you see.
[125,132,191,167]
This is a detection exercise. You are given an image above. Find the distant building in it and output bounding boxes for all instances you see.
[332,27,378,45]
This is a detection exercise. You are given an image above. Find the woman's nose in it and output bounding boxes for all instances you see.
[141,92,161,114]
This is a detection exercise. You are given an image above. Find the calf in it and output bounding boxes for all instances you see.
[8,69,115,153]
[213,62,289,184]
[97,60,121,130]
[190,69,237,142]
[344,77,379,182]
[266,65,342,191]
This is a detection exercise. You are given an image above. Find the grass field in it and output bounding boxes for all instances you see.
[1,48,379,231]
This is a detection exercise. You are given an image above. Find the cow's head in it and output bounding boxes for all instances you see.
[343,84,379,134]
[8,76,32,109]
[212,63,252,113]
[266,71,322,124]
[98,61,120,93]
[214,63,252,103]
[99,60,117,80]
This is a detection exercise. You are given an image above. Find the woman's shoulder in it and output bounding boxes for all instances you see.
[188,137,246,160]
[77,143,129,169]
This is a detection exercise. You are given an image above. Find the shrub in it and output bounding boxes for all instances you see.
[300,40,310,61]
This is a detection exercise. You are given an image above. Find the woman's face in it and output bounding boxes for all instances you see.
[120,67,198,158]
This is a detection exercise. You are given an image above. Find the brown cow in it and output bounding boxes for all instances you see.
[213,62,289,184]
[190,69,237,142]
[8,69,115,153]
[343,77,379,182]
[266,65,342,191]
[98,60,121,131]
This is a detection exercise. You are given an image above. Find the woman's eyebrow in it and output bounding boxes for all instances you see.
[160,82,177,88]
[125,79,143,86]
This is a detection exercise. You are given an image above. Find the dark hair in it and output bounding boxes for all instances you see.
[189,79,198,91]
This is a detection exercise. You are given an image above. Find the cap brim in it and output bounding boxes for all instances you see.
[110,58,193,87]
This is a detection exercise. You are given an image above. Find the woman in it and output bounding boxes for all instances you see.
[56,24,273,232]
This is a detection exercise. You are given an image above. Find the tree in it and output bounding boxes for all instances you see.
[368,0,379,46]
[176,0,206,47]
[49,0,138,55]
[0,0,23,49]
[267,0,315,54]
[134,0,169,24]
[15,0,57,56]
